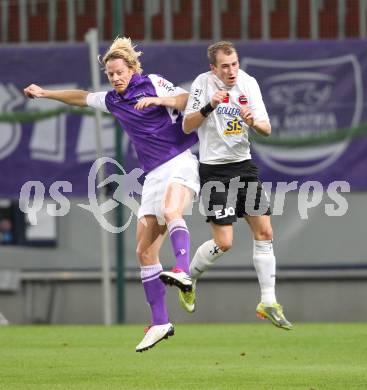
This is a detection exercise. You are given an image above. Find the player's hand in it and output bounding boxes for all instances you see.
[210,90,228,108]
[23,84,46,99]
[134,97,161,110]
[240,106,255,127]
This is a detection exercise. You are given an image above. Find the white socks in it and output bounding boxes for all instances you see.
[140,263,163,280]
[253,240,277,305]
[190,238,277,305]
[189,239,224,280]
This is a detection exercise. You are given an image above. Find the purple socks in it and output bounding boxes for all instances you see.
[141,264,169,325]
[167,218,190,274]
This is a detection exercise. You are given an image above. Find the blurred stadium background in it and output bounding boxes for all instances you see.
[1,0,367,326]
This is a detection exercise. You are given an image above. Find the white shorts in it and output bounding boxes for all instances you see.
[138,149,200,224]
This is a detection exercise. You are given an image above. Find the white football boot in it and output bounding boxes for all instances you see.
[135,323,175,352]
[159,267,192,292]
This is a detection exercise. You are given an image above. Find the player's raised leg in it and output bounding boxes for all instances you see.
[135,216,174,352]
[245,215,292,330]
[190,223,231,279]
[179,223,231,312]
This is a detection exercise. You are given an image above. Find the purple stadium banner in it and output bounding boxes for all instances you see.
[1,40,367,197]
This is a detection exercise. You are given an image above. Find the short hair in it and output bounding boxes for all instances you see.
[207,41,237,66]
[100,37,143,74]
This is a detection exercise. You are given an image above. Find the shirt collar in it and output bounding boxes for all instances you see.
[212,73,233,91]
[117,73,142,98]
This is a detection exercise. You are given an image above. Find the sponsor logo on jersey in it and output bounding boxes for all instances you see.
[135,92,146,102]
[223,117,245,135]
[217,106,240,116]
[238,95,248,105]
[192,88,203,110]
[157,78,175,93]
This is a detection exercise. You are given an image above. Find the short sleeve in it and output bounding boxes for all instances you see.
[248,77,269,122]
[148,74,187,97]
[86,92,109,113]
[184,75,206,116]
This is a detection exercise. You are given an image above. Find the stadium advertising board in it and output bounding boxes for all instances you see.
[0,40,366,198]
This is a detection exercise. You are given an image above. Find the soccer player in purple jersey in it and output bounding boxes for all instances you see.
[24,37,200,352]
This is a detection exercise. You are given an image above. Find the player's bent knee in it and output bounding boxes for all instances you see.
[216,240,232,252]
[254,228,273,241]
[163,208,182,223]
[220,244,232,252]
[136,247,158,265]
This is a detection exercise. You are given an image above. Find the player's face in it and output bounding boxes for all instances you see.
[105,58,134,94]
[211,51,239,87]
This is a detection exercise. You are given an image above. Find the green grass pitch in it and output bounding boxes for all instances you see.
[0,323,366,389]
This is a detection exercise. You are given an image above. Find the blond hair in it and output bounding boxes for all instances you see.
[207,41,237,65]
[100,37,143,74]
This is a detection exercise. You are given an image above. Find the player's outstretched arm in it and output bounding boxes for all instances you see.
[134,93,189,111]
[23,84,89,107]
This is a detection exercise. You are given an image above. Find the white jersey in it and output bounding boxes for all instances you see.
[184,69,269,164]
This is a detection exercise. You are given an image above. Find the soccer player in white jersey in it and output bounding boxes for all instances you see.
[182,41,292,330]
[24,37,200,351]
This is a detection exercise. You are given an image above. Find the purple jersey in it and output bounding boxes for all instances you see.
[87,73,198,173]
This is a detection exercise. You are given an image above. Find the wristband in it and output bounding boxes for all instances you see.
[200,102,215,118]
